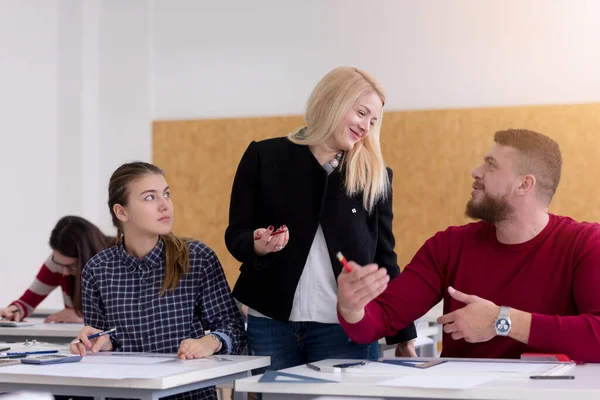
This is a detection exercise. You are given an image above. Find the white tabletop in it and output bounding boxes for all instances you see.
[235,358,598,400]
[0,317,82,340]
[0,346,269,400]
[0,353,269,390]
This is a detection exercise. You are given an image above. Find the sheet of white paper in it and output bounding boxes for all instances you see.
[0,343,69,353]
[0,363,197,380]
[342,362,420,375]
[81,355,176,365]
[428,361,549,375]
[377,374,492,389]
[161,357,230,366]
[275,375,305,382]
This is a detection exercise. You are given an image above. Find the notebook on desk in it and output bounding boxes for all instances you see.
[343,358,574,378]
[0,321,35,327]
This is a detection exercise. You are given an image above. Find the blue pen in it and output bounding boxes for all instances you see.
[1,350,58,357]
[71,328,117,345]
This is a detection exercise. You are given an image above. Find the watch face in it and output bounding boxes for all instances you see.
[496,318,510,333]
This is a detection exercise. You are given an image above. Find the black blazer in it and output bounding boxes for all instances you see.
[225,137,416,343]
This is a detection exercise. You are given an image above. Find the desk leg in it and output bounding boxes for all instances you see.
[233,391,248,400]
[233,370,249,400]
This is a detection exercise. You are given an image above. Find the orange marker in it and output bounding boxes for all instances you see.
[336,252,352,273]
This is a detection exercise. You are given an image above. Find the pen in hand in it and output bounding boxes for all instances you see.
[336,252,353,273]
[71,328,117,345]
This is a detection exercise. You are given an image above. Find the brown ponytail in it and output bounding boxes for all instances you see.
[160,232,191,295]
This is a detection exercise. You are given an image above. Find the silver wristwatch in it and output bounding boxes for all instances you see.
[207,333,223,353]
[494,306,512,336]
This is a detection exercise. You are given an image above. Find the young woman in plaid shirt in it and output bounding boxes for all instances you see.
[70,162,246,400]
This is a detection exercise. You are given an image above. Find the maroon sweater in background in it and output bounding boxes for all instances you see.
[11,255,73,318]
[340,214,600,362]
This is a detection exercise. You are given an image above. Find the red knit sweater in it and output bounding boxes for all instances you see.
[340,214,600,362]
[11,255,73,318]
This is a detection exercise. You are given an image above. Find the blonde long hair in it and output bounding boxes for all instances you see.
[288,66,389,212]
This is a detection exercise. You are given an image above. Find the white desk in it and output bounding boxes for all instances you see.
[235,358,597,400]
[0,346,270,400]
[0,318,82,343]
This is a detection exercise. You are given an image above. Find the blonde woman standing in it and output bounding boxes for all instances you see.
[226,66,417,374]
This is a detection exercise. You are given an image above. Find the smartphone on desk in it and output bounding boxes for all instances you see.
[20,354,82,365]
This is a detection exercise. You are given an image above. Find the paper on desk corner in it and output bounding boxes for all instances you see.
[341,361,421,375]
[377,374,492,389]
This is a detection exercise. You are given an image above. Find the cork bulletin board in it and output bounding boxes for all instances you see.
[153,103,600,287]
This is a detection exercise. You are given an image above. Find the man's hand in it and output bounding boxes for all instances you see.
[337,262,389,323]
[437,286,499,343]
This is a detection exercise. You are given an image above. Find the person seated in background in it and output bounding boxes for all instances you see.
[70,161,246,400]
[1,216,114,323]
[337,129,600,363]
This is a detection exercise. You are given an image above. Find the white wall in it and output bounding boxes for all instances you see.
[152,0,600,119]
[0,0,152,310]
[2,0,599,310]
[0,1,62,310]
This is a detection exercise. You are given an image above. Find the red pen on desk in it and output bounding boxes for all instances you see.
[336,252,352,273]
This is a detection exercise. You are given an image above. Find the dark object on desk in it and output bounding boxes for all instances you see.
[0,354,27,359]
[0,321,34,327]
[0,347,10,352]
[332,361,367,369]
[306,363,321,372]
[21,354,82,365]
[530,375,575,380]
[5,350,58,356]
[259,370,337,383]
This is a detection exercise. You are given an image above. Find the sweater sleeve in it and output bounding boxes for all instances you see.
[528,224,600,362]
[376,168,417,343]
[194,245,247,355]
[81,261,109,331]
[339,229,449,344]
[11,255,67,318]
[224,141,277,271]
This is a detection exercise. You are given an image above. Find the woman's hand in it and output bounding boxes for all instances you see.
[253,225,289,256]
[44,308,84,323]
[177,336,220,360]
[0,305,22,322]
[69,326,113,356]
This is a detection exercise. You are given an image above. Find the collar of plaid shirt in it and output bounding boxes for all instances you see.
[118,236,165,272]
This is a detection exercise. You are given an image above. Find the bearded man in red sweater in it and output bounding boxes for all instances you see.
[337,129,600,362]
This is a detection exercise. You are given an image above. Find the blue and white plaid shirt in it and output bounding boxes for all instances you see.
[82,237,247,400]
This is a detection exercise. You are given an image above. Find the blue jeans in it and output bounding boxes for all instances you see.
[247,315,379,375]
